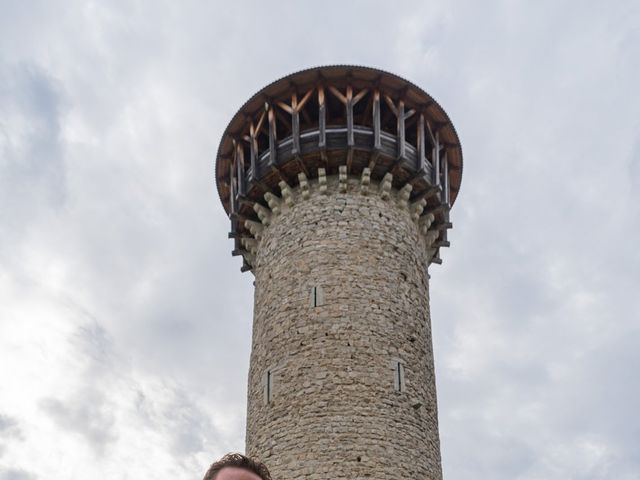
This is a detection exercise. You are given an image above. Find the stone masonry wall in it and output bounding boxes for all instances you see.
[245,170,443,479]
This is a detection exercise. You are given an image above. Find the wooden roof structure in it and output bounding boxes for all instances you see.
[214,65,463,271]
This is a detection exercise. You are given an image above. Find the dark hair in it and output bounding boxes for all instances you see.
[203,453,271,480]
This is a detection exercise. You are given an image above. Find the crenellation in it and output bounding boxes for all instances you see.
[253,203,272,226]
[360,167,371,195]
[279,180,294,206]
[241,237,259,255]
[318,167,328,195]
[244,220,264,240]
[298,172,310,200]
[398,183,413,210]
[411,198,427,222]
[338,165,348,193]
[264,192,282,215]
[380,173,393,200]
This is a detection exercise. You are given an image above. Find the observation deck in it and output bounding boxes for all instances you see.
[215,65,463,271]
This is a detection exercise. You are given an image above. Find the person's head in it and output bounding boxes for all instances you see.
[202,453,271,480]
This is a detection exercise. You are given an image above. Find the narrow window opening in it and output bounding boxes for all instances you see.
[393,361,405,393]
[266,370,272,403]
[310,285,324,307]
[263,369,273,404]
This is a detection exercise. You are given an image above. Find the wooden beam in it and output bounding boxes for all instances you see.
[397,100,406,160]
[296,156,310,178]
[425,119,437,146]
[248,122,258,180]
[229,212,253,224]
[229,144,237,214]
[373,89,381,150]
[239,197,257,209]
[346,149,354,173]
[276,100,293,114]
[417,113,426,172]
[435,222,453,231]
[411,185,441,203]
[443,150,450,206]
[328,85,347,104]
[431,253,443,265]
[433,240,451,248]
[352,87,368,105]
[268,105,277,168]
[228,217,238,239]
[291,93,300,155]
[318,84,326,149]
[297,87,314,111]
[274,108,291,133]
[405,168,428,185]
[425,203,449,216]
[346,85,354,148]
[255,109,266,137]
[368,150,380,170]
[236,143,246,196]
[433,131,440,196]
[383,94,398,116]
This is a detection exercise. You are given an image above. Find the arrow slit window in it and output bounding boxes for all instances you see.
[309,286,325,307]
[393,361,405,392]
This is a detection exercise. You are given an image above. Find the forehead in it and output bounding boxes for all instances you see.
[216,466,262,480]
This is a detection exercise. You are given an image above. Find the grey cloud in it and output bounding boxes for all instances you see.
[0,414,22,461]
[165,392,216,456]
[132,384,222,458]
[0,414,23,441]
[0,62,66,218]
[39,393,117,455]
[34,321,121,455]
[0,468,37,480]
[0,414,19,433]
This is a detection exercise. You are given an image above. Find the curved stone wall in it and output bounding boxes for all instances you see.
[245,172,442,479]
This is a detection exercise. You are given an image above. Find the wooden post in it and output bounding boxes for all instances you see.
[433,131,440,195]
[318,85,326,149]
[346,85,354,172]
[443,150,450,207]
[249,123,258,180]
[417,113,426,173]
[291,93,300,156]
[268,104,277,168]
[441,149,450,241]
[236,143,246,196]
[346,85,354,148]
[373,90,381,150]
[229,156,236,215]
[397,100,406,160]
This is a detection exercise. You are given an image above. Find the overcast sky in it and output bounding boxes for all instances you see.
[1,1,639,479]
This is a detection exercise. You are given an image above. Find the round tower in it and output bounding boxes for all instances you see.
[215,66,462,480]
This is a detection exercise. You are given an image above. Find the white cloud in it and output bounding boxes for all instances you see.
[1,0,639,479]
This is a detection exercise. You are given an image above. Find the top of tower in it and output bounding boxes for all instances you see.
[215,65,463,271]
[215,65,463,215]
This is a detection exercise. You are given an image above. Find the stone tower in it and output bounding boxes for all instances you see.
[215,66,462,480]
